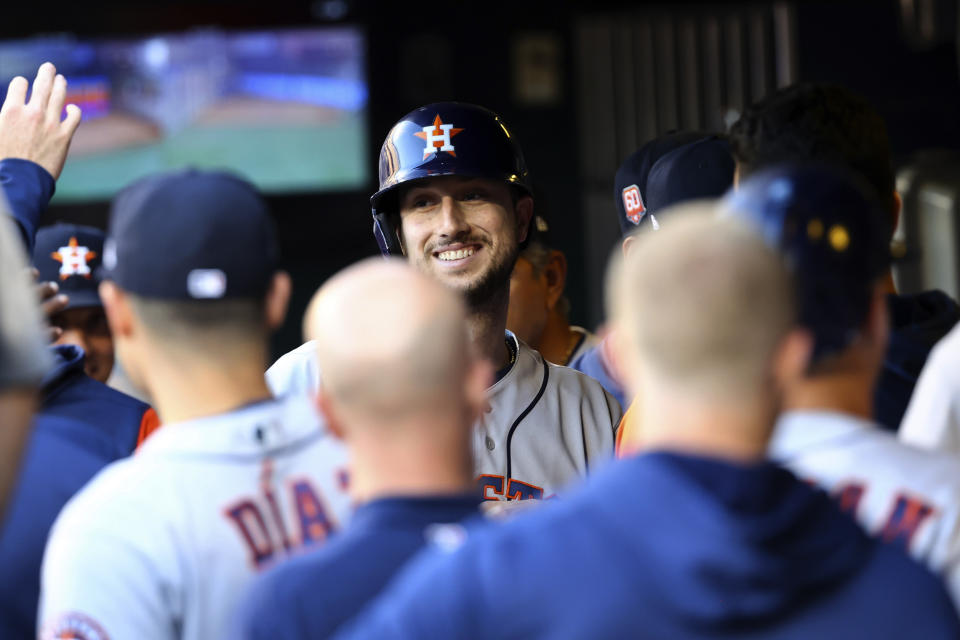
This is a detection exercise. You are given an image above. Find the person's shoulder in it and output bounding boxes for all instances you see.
[513,342,618,408]
[250,547,328,611]
[42,374,152,454]
[542,351,621,410]
[546,357,608,389]
[72,373,150,411]
[516,341,607,393]
[863,537,960,633]
[50,455,165,542]
[569,326,601,362]
[568,341,601,372]
[856,425,960,468]
[266,341,320,397]
[46,371,150,417]
[829,426,960,507]
[927,321,960,374]
[881,432,960,479]
[244,527,392,631]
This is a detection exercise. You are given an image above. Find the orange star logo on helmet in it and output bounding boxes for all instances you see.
[51,236,97,280]
[414,115,464,159]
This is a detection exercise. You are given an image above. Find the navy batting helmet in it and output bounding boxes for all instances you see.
[720,165,891,360]
[370,102,532,256]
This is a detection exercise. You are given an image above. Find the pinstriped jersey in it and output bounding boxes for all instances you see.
[770,410,960,607]
[267,332,621,500]
[38,396,351,640]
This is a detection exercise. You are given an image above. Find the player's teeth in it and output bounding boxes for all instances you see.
[438,248,476,261]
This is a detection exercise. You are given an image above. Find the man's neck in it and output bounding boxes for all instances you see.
[466,288,511,370]
[537,313,577,365]
[348,423,475,503]
[142,349,274,425]
[636,388,774,463]
[784,373,875,420]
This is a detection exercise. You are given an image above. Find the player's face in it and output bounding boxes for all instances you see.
[51,306,115,383]
[399,176,530,308]
[507,256,549,347]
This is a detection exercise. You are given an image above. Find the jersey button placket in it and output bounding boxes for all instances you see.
[485,436,495,451]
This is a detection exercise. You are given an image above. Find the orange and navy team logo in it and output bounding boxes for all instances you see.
[51,237,97,280]
[415,114,463,159]
[622,184,645,225]
[40,612,110,640]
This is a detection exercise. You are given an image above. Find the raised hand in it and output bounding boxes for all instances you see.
[0,62,82,179]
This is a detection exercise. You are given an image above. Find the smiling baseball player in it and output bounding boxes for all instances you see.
[268,102,620,501]
[38,170,352,640]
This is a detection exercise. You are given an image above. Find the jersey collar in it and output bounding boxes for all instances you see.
[770,410,877,462]
[351,493,481,533]
[137,395,330,458]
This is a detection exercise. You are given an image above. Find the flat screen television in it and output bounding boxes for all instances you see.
[0,27,369,202]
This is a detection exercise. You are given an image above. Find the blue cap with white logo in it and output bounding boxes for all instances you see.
[101,169,279,300]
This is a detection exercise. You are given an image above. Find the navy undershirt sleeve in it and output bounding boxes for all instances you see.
[0,158,56,256]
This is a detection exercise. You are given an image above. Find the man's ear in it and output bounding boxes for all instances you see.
[265,271,292,330]
[98,281,134,339]
[772,327,813,392]
[315,386,346,441]
[515,196,534,244]
[543,250,567,311]
[865,283,891,349]
[621,234,639,259]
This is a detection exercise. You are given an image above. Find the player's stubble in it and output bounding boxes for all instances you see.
[413,231,520,313]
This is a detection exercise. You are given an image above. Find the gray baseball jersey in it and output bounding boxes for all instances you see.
[266,332,621,500]
[38,396,352,640]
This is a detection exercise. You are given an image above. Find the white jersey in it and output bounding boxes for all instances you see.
[900,322,960,454]
[267,332,621,499]
[38,396,351,640]
[770,410,960,605]
[265,340,321,399]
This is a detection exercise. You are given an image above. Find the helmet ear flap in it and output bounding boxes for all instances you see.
[372,210,403,256]
[370,102,533,254]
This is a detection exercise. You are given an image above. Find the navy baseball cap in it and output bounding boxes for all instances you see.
[642,136,735,230]
[102,169,279,300]
[33,223,105,310]
[720,164,892,360]
[614,131,708,236]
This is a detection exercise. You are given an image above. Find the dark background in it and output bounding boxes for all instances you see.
[5,0,959,359]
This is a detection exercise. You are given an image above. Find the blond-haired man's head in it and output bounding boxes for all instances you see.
[607,203,811,457]
[305,258,490,499]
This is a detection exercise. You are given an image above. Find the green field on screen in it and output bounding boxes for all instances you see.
[53,112,368,202]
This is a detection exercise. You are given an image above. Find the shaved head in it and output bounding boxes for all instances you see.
[306,258,472,421]
[608,204,796,399]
